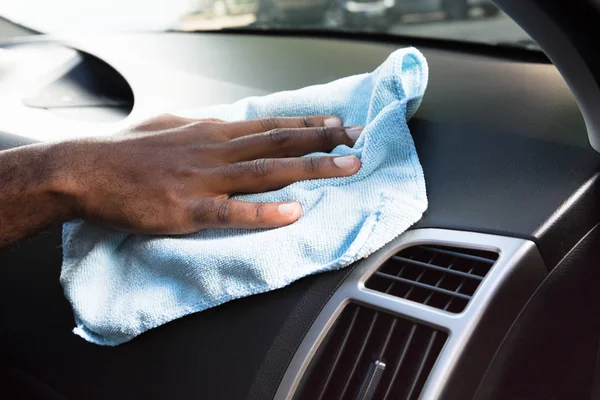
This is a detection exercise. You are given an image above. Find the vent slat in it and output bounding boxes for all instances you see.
[377,318,398,359]
[375,272,472,300]
[366,245,498,313]
[392,256,484,281]
[376,281,423,361]
[420,245,496,264]
[316,307,361,400]
[294,305,448,400]
[405,331,440,400]
[338,312,380,399]
[381,324,418,400]
[440,267,474,312]
[423,273,448,305]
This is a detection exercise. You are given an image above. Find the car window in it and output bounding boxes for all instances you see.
[0,0,536,50]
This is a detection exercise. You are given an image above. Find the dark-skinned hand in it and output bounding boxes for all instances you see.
[0,114,362,246]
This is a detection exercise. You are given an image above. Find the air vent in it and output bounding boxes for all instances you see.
[294,304,447,400]
[365,245,498,313]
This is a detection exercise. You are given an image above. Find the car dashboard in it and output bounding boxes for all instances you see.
[1,31,600,399]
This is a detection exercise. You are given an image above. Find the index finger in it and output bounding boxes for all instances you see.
[221,116,343,139]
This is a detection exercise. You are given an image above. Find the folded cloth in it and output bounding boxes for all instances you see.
[61,47,429,345]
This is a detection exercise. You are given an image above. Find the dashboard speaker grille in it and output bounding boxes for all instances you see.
[294,304,447,400]
[365,245,498,313]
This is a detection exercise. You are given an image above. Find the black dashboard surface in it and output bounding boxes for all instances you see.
[2,32,598,265]
[1,31,599,399]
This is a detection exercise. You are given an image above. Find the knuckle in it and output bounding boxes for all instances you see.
[267,128,289,145]
[190,121,221,139]
[212,124,234,140]
[259,118,277,131]
[254,203,266,220]
[250,158,274,177]
[133,113,177,131]
[159,113,178,121]
[159,113,184,126]
[216,201,231,223]
[203,118,225,124]
[302,116,316,128]
[315,127,334,142]
[304,157,319,173]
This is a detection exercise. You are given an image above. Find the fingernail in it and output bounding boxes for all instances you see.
[333,156,358,169]
[324,117,342,127]
[278,202,300,217]
[345,127,363,141]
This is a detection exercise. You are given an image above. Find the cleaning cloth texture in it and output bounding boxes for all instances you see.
[61,47,429,346]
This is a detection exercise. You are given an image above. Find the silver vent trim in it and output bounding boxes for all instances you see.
[274,228,547,400]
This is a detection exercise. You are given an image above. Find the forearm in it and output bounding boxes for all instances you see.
[0,142,76,247]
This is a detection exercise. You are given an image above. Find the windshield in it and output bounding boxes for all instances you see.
[1,0,535,49]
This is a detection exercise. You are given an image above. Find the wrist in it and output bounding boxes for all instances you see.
[0,139,91,245]
[41,139,87,221]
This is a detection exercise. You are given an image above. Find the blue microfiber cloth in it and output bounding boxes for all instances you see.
[61,47,428,346]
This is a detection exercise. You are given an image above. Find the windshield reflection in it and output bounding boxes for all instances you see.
[179,0,532,46]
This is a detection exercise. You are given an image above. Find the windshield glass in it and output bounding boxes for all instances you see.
[1,0,535,49]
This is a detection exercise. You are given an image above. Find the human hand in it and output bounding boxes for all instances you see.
[60,114,362,234]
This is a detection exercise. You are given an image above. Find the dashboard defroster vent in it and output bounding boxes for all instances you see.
[365,245,498,313]
[293,304,447,400]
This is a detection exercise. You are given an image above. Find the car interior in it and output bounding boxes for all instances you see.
[1,0,600,399]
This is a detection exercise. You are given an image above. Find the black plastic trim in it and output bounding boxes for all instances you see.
[493,0,600,152]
